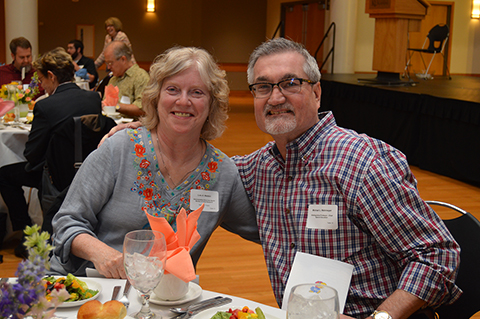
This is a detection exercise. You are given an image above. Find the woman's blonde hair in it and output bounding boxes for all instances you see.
[142,46,230,141]
[105,17,123,32]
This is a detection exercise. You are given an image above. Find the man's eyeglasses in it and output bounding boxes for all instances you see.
[106,57,121,68]
[249,78,316,98]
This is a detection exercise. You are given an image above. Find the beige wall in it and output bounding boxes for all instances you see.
[4,0,478,77]
[37,0,267,89]
[266,0,480,75]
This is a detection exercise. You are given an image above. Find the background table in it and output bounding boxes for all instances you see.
[0,125,43,238]
[53,277,286,319]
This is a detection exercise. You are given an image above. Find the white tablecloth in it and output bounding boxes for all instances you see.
[0,125,43,236]
[52,277,286,319]
[0,125,29,166]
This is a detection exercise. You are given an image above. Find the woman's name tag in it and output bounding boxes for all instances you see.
[190,189,219,212]
[307,205,338,230]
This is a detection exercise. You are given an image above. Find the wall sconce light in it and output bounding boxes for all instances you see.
[147,0,155,12]
[473,0,480,19]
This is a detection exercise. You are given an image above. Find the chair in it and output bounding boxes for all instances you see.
[41,114,117,234]
[426,201,480,319]
[94,72,113,98]
[405,24,451,80]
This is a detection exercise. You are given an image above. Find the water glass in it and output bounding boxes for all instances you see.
[124,230,167,319]
[287,283,340,319]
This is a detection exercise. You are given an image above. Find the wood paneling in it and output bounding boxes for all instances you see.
[407,2,452,77]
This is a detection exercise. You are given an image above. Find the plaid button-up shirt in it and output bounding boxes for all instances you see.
[233,111,461,318]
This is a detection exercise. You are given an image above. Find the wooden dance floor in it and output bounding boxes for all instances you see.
[319,74,480,186]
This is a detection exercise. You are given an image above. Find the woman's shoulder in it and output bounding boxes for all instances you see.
[205,142,238,173]
[115,31,130,42]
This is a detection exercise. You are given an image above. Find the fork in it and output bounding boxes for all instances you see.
[118,280,131,308]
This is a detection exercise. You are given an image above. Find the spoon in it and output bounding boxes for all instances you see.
[170,296,224,314]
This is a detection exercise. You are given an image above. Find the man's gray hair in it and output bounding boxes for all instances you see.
[247,37,321,84]
[109,41,132,61]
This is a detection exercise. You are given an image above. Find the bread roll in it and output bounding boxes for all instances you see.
[77,300,127,319]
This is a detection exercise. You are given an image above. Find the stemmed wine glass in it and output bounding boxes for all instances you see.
[287,283,340,319]
[124,230,167,319]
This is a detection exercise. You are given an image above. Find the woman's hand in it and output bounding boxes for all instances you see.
[98,121,142,147]
[90,245,126,278]
[71,233,126,279]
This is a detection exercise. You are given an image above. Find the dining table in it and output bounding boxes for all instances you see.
[0,123,43,235]
[50,277,286,319]
[0,112,131,236]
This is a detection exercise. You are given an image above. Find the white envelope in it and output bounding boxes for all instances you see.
[282,252,354,312]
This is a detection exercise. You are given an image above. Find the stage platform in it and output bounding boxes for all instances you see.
[319,74,480,186]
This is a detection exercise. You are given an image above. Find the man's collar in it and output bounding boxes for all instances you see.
[119,63,136,79]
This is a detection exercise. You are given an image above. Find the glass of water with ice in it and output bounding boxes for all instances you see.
[124,230,167,319]
[287,283,340,319]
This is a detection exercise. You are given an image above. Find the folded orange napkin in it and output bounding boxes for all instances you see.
[144,204,204,282]
[0,99,15,117]
[103,84,119,106]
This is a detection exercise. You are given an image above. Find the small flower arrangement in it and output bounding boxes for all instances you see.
[0,225,70,319]
[0,72,40,107]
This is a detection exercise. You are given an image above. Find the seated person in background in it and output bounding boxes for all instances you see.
[103,41,149,118]
[0,47,102,258]
[0,37,44,97]
[234,38,461,319]
[49,46,259,278]
[67,39,98,89]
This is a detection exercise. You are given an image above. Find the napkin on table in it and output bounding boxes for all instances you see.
[0,99,15,117]
[103,84,119,106]
[75,68,88,80]
[144,204,204,283]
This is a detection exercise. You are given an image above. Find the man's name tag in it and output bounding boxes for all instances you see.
[190,189,219,212]
[307,205,338,230]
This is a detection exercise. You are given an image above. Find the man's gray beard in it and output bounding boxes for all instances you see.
[264,116,297,135]
[22,65,32,73]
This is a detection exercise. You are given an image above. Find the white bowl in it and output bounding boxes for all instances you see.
[153,274,189,301]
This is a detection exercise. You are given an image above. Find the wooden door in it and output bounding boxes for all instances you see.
[282,1,326,68]
[407,2,452,76]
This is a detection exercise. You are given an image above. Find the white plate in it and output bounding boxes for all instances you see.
[48,277,102,308]
[105,112,121,119]
[196,305,282,319]
[149,282,202,306]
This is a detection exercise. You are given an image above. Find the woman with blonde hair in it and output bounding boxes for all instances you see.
[94,17,136,69]
[49,46,259,278]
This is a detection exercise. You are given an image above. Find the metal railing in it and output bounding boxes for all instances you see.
[315,22,335,74]
[272,20,283,39]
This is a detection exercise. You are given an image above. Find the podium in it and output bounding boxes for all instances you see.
[361,0,430,84]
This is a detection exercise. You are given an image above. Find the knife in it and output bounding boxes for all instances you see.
[170,296,224,314]
[111,285,121,300]
[174,297,232,318]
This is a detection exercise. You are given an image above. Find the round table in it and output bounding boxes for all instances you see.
[0,125,43,238]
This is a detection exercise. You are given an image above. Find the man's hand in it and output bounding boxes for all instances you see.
[116,103,145,118]
[366,289,427,319]
[98,121,142,147]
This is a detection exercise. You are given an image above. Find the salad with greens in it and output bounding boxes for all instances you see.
[210,306,266,319]
[43,274,99,302]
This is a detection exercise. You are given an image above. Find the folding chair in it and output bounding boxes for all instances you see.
[405,24,451,80]
[426,201,480,319]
